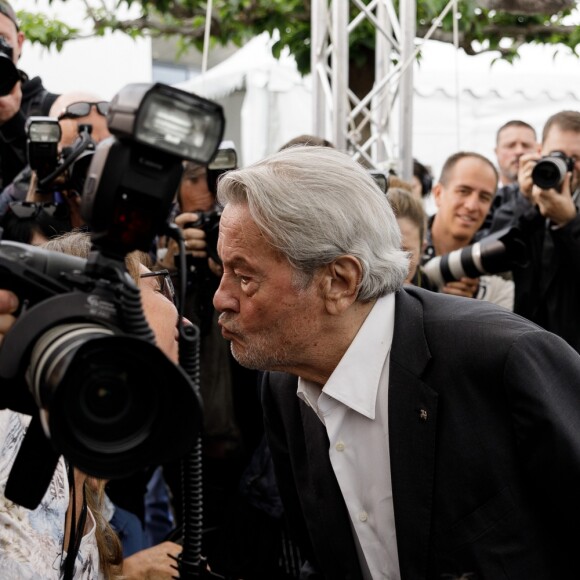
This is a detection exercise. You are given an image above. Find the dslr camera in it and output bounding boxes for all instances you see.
[0,82,225,510]
[184,140,237,265]
[531,151,575,190]
[26,116,96,196]
[0,36,19,96]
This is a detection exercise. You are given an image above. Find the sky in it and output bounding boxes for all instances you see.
[17,0,152,100]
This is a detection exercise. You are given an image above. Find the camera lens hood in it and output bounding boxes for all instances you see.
[0,54,19,96]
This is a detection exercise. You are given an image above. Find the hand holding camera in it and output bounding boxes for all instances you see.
[517,152,541,201]
[176,212,209,258]
[529,151,577,227]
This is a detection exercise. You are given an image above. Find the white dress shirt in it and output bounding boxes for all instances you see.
[297,293,400,580]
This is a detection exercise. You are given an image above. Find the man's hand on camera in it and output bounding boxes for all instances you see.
[0,290,18,346]
[175,212,208,258]
[442,276,479,299]
[532,172,577,228]
[518,152,541,201]
[0,80,22,125]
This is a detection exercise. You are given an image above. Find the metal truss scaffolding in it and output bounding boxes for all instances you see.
[311,0,457,180]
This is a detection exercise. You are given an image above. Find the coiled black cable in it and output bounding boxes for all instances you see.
[177,323,204,578]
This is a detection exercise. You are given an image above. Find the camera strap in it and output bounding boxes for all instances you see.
[62,462,88,580]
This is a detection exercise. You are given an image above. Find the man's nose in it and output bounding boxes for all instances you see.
[213,273,239,313]
[463,193,480,211]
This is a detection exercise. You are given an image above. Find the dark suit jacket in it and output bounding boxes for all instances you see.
[262,287,580,579]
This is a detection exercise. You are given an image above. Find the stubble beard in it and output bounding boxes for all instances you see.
[229,331,294,371]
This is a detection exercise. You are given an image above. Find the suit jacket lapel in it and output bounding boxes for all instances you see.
[298,399,364,579]
[389,289,438,579]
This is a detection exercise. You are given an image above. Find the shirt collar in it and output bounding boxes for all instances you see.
[298,292,396,420]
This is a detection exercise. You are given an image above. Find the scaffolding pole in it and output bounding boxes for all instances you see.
[311,0,416,174]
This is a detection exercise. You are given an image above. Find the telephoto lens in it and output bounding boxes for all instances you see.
[422,227,528,288]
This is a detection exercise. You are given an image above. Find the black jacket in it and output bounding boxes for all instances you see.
[262,287,580,579]
[0,73,58,189]
[488,188,580,354]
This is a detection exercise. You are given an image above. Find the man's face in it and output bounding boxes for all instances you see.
[542,125,580,193]
[495,125,537,184]
[179,168,214,213]
[433,157,497,245]
[213,202,324,372]
[0,12,23,63]
[58,105,111,149]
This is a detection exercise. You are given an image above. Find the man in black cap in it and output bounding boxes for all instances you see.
[0,0,58,190]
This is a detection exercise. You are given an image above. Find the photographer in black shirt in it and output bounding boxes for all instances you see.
[0,1,58,190]
[488,110,580,353]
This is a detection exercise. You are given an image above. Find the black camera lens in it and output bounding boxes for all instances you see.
[64,346,157,453]
[531,152,574,190]
[24,323,199,478]
[80,373,132,423]
[0,53,19,96]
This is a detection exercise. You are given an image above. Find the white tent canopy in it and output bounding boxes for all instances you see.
[177,32,580,176]
[176,33,312,167]
[413,40,580,180]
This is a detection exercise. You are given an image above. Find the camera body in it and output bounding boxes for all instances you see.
[182,141,237,266]
[26,117,96,195]
[369,169,390,193]
[531,151,574,190]
[0,82,225,509]
[185,208,222,266]
[0,36,19,96]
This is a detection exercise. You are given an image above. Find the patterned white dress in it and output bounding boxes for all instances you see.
[0,410,101,579]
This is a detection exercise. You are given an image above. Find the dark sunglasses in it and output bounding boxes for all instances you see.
[8,201,62,219]
[58,101,109,121]
[139,269,176,304]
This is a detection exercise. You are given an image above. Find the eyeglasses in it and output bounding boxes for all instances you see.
[58,101,110,121]
[8,201,62,219]
[139,269,176,304]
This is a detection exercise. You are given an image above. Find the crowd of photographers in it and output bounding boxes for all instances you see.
[1,0,580,577]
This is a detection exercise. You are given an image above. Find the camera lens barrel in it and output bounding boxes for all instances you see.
[422,233,517,288]
[532,154,572,190]
[0,54,19,97]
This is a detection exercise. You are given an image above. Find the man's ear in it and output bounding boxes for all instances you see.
[16,31,24,59]
[431,182,443,208]
[321,255,363,315]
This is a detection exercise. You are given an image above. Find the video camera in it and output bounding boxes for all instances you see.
[26,116,96,196]
[532,151,575,190]
[0,82,225,510]
[422,226,529,288]
[0,36,19,96]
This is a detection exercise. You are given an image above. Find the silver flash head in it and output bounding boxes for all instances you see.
[106,83,225,165]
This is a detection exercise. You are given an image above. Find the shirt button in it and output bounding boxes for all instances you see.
[359,511,368,522]
[335,441,345,452]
